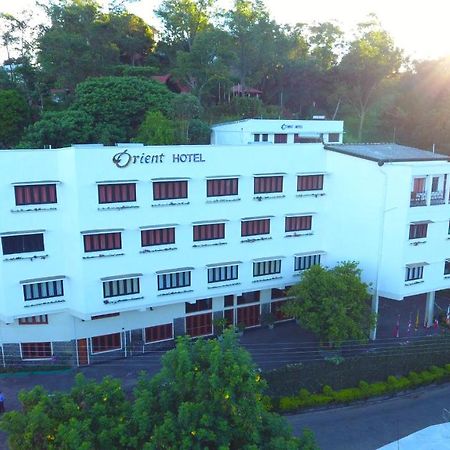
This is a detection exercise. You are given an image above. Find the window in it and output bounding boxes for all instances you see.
[254,133,260,142]
[83,232,121,252]
[410,177,426,207]
[254,133,268,142]
[294,135,322,144]
[271,288,287,299]
[91,313,120,320]
[103,278,140,298]
[157,270,191,290]
[224,295,234,307]
[19,315,48,325]
[2,233,44,255]
[21,342,52,359]
[185,298,212,313]
[98,183,136,204]
[297,175,324,191]
[262,134,268,142]
[237,291,260,305]
[285,216,312,232]
[274,133,287,143]
[186,313,212,337]
[208,265,238,283]
[23,279,64,301]
[253,259,281,277]
[254,176,283,194]
[405,265,424,282]
[207,178,238,197]
[145,323,173,342]
[409,223,428,239]
[328,133,340,143]
[445,260,450,276]
[153,180,188,200]
[271,301,291,321]
[193,223,225,241]
[237,305,260,327]
[141,227,175,246]
[91,332,121,353]
[15,184,57,206]
[294,254,321,271]
[241,219,270,237]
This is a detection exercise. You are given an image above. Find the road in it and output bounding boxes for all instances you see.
[287,383,450,450]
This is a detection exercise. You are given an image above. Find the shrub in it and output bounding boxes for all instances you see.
[322,385,334,396]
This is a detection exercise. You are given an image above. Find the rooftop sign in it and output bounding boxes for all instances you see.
[112,149,206,168]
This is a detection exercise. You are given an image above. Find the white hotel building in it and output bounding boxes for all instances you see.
[0,118,449,366]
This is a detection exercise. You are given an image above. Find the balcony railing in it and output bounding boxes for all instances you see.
[410,191,427,207]
[431,190,445,205]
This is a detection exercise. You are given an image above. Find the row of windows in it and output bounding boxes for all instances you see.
[1,216,314,255]
[18,256,320,302]
[10,175,325,206]
[405,261,450,281]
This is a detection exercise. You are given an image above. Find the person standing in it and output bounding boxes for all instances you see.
[0,391,5,413]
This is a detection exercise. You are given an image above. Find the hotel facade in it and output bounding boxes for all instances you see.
[0,119,449,366]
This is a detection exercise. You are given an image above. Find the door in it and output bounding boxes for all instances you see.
[77,338,89,366]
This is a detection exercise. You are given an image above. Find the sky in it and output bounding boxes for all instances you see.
[1,0,450,61]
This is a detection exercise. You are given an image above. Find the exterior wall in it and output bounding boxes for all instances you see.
[1,119,449,365]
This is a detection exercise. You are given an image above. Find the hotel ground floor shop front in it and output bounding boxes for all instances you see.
[0,287,293,367]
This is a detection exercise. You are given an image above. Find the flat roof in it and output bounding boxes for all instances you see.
[325,143,450,164]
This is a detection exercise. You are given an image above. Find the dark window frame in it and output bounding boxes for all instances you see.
[98,183,136,204]
[207,178,238,197]
[18,315,48,325]
[23,279,64,301]
[91,332,121,354]
[15,184,57,206]
[2,233,45,255]
[409,223,428,240]
[208,265,238,283]
[103,278,140,298]
[153,180,188,200]
[83,232,122,252]
[253,260,282,277]
[254,176,283,194]
[21,342,52,359]
[141,227,175,246]
[405,266,424,281]
[294,254,321,271]
[241,219,270,237]
[297,175,324,191]
[145,323,173,343]
[185,298,212,314]
[193,223,225,241]
[285,216,312,232]
[157,271,191,291]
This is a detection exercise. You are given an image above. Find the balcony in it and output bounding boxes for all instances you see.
[410,191,427,207]
[431,190,445,205]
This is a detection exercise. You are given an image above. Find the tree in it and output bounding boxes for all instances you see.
[19,110,94,148]
[133,110,176,144]
[338,15,403,141]
[169,93,202,142]
[283,262,375,347]
[130,330,310,449]
[155,0,214,54]
[72,76,175,143]
[0,374,132,450]
[187,119,210,144]
[0,89,30,147]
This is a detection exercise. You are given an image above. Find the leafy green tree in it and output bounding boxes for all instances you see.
[133,110,176,144]
[283,262,375,347]
[72,76,175,143]
[0,374,132,450]
[338,15,403,141]
[169,93,202,142]
[155,0,214,54]
[130,330,309,449]
[0,89,30,147]
[187,119,210,144]
[19,110,94,148]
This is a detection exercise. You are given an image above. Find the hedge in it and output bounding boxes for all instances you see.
[263,334,450,396]
[274,364,450,412]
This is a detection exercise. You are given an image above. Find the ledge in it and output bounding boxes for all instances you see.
[103,296,144,305]
[98,205,139,211]
[409,240,426,246]
[252,275,283,283]
[24,298,66,308]
[444,275,450,279]
[10,206,57,213]
[193,241,227,248]
[151,201,190,207]
[253,194,286,201]
[285,231,314,238]
[296,192,325,198]
[241,236,272,244]
[208,282,241,289]
[140,247,177,254]
[4,254,49,262]
[157,288,194,297]
[404,280,425,286]
[82,252,124,259]
[206,197,241,204]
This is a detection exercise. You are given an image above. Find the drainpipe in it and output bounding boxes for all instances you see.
[370,162,389,340]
